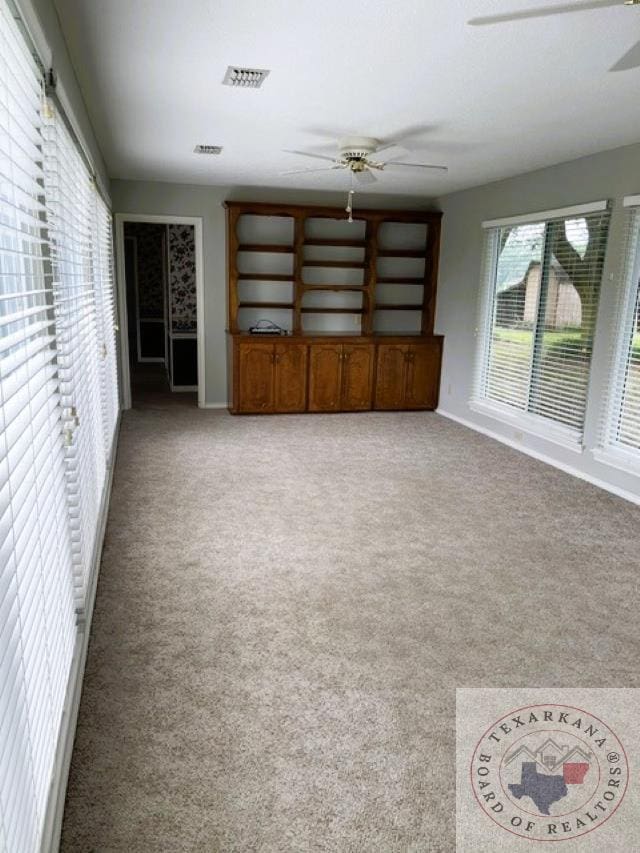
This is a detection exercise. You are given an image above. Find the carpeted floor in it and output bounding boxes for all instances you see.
[60,406,640,852]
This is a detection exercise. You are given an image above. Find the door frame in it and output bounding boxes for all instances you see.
[115,213,205,408]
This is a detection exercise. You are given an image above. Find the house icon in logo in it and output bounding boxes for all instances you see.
[504,738,592,775]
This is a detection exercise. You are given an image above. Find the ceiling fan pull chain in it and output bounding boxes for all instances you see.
[346,188,355,223]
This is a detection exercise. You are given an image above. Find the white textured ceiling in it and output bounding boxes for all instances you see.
[53,0,640,196]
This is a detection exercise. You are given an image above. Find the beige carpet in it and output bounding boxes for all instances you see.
[60,406,640,852]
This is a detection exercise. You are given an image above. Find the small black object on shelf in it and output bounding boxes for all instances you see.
[248,319,288,335]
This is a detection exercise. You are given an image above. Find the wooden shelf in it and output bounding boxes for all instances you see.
[238,244,293,253]
[377,277,425,285]
[301,284,365,292]
[303,260,365,269]
[377,249,427,258]
[226,202,441,338]
[301,307,364,314]
[304,238,366,248]
[375,304,423,311]
[237,273,292,281]
[239,302,294,309]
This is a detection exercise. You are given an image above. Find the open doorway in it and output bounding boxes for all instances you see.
[115,214,205,409]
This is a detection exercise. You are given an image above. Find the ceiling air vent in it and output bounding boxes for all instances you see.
[194,145,223,155]
[222,66,270,88]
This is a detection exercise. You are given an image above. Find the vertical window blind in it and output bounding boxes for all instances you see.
[0,1,119,850]
[601,201,640,455]
[474,203,611,440]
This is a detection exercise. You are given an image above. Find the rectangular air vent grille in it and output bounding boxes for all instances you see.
[194,145,223,155]
[222,66,270,88]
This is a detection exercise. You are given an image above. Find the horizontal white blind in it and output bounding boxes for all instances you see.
[92,192,118,458]
[42,102,106,611]
[602,205,640,453]
[0,2,76,850]
[475,207,611,438]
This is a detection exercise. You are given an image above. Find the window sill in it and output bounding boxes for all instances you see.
[468,399,584,453]
[592,446,640,477]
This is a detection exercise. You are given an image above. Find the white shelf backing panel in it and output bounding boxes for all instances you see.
[376,256,426,279]
[302,290,363,310]
[304,216,367,241]
[236,214,294,245]
[303,266,364,286]
[378,221,428,251]
[304,245,365,263]
[237,306,293,332]
[237,251,294,276]
[238,281,294,303]
[373,309,422,334]
[376,283,424,306]
[302,313,362,333]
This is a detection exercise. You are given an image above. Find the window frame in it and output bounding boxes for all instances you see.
[471,201,611,450]
[595,198,640,473]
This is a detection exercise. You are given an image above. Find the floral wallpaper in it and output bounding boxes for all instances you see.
[168,224,197,333]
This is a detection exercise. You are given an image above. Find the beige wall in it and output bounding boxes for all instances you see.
[110,181,437,404]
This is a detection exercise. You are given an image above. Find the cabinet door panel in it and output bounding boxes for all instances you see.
[341,345,374,411]
[308,345,342,412]
[237,344,274,413]
[274,343,307,412]
[405,342,441,409]
[374,344,408,410]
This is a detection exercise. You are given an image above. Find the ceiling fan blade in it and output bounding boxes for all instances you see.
[610,38,640,71]
[468,0,620,26]
[385,162,449,172]
[282,149,337,163]
[374,143,410,162]
[354,169,377,184]
[280,166,340,176]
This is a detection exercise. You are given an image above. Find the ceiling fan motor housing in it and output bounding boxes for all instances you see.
[338,136,379,169]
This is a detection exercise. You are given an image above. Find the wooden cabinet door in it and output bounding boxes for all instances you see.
[374,344,408,410]
[405,342,441,409]
[341,345,374,411]
[308,344,342,412]
[274,343,307,412]
[237,343,274,413]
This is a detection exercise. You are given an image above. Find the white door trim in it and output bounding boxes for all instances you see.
[115,213,206,408]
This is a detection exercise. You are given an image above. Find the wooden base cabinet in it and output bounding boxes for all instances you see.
[237,341,307,413]
[229,334,442,415]
[374,341,442,410]
[308,344,374,412]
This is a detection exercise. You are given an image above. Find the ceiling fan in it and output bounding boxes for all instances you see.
[468,0,640,72]
[281,136,448,185]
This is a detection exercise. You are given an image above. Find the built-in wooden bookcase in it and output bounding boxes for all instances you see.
[225,201,444,415]
[226,202,441,337]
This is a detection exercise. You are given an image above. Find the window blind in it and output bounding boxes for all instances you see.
[474,204,611,439]
[0,1,76,850]
[92,191,118,459]
[601,203,640,455]
[42,101,107,611]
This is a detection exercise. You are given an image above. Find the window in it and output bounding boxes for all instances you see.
[0,3,76,850]
[0,1,119,849]
[473,202,611,442]
[601,198,640,460]
[43,101,108,610]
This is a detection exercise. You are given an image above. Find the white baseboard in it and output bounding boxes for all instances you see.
[199,402,229,409]
[41,414,122,853]
[437,407,640,507]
